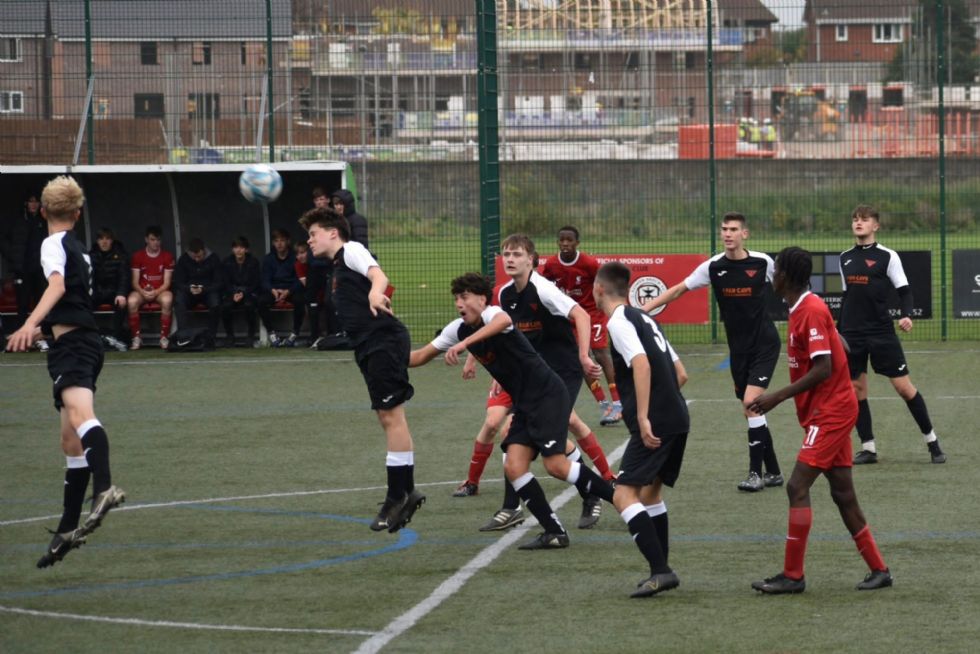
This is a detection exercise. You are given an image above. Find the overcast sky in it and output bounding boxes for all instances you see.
[761,0,806,29]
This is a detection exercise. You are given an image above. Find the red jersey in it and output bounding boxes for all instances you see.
[294,260,308,282]
[787,292,857,426]
[131,248,174,290]
[541,251,600,315]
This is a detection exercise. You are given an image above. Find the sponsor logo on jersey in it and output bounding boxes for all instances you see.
[529,303,538,312]
[721,287,753,297]
[866,259,877,268]
[846,274,870,285]
[844,258,852,266]
[628,276,668,316]
[716,270,728,277]
[516,320,543,333]
[745,269,758,278]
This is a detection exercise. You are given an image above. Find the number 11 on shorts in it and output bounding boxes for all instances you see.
[805,425,820,447]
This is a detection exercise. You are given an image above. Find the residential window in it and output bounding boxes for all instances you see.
[241,41,247,65]
[873,24,903,44]
[0,91,24,112]
[836,25,848,42]
[574,53,592,70]
[187,92,219,120]
[0,37,22,62]
[134,93,164,118]
[192,41,212,66]
[140,41,158,65]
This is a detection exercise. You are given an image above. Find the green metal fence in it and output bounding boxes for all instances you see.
[1,1,978,343]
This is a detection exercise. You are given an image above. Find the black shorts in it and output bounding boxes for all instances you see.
[842,330,909,379]
[730,341,780,399]
[502,385,571,459]
[47,328,104,411]
[354,328,414,410]
[616,431,688,488]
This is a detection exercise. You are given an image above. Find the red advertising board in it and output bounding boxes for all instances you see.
[493,253,709,324]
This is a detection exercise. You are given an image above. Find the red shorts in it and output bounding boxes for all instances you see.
[486,385,513,409]
[590,311,609,349]
[796,419,855,470]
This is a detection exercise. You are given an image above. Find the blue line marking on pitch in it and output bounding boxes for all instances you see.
[0,507,417,600]
[714,356,731,371]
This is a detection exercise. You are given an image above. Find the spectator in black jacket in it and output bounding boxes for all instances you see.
[330,189,369,251]
[173,237,223,341]
[221,235,261,347]
[89,227,130,351]
[1,194,49,348]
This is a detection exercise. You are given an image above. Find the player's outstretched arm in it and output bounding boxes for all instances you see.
[640,281,688,314]
[446,312,512,365]
[6,273,65,352]
[409,343,442,368]
[748,355,832,415]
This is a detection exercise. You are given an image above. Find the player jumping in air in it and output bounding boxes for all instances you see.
[749,247,892,594]
[301,207,424,533]
[642,212,783,493]
[839,205,946,465]
[6,175,126,568]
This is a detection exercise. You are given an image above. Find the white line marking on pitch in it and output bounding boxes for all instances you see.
[0,605,377,637]
[351,399,662,654]
[0,478,489,527]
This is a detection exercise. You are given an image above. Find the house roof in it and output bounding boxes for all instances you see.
[716,0,779,25]
[49,0,292,40]
[804,0,915,25]
[0,1,47,36]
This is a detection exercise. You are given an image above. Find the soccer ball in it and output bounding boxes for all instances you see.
[239,164,282,203]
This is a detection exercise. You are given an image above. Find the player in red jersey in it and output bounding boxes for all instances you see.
[748,247,892,594]
[127,225,174,350]
[542,226,623,426]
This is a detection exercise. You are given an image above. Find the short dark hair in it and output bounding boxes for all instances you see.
[851,204,879,222]
[96,226,115,240]
[187,237,205,254]
[231,235,250,249]
[722,212,746,227]
[145,225,162,238]
[294,241,309,250]
[776,246,812,291]
[501,233,536,257]
[312,186,327,199]
[451,272,492,302]
[596,262,631,298]
[557,225,580,240]
[271,228,291,241]
[298,206,350,242]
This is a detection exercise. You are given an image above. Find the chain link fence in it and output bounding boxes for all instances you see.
[1,1,978,342]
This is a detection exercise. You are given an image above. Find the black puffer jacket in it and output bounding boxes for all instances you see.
[90,241,130,297]
[222,252,261,298]
[331,189,369,250]
[0,209,46,274]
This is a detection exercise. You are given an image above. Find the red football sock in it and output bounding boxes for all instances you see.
[576,433,613,480]
[128,312,141,337]
[160,313,172,338]
[588,379,606,403]
[608,384,620,403]
[467,441,494,486]
[783,506,812,580]
[853,525,887,572]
